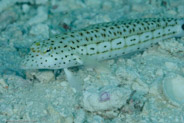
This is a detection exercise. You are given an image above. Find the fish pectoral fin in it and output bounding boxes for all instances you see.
[77,54,98,68]
[64,68,83,93]
[77,54,111,73]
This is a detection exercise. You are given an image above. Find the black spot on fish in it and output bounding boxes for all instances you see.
[117,42,121,45]
[110,27,114,29]
[90,37,93,41]
[76,40,80,42]
[79,32,83,36]
[126,25,129,28]
[102,29,106,31]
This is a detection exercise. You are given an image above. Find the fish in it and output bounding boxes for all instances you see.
[21,18,184,69]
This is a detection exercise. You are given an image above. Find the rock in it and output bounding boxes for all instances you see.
[65,116,74,123]
[177,5,184,16]
[27,6,48,25]
[0,78,8,88]
[26,70,55,83]
[84,0,101,8]
[36,0,48,5]
[0,0,18,13]
[155,68,163,76]
[3,75,31,89]
[74,109,85,123]
[90,115,104,123]
[102,1,112,10]
[0,78,8,93]
[47,105,66,123]
[131,78,149,94]
[50,0,84,12]
[81,85,131,117]
[165,62,178,71]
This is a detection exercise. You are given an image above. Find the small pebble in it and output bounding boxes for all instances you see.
[36,0,48,4]
[65,116,74,123]
[28,6,48,25]
[102,1,112,10]
[165,62,178,71]
[36,71,55,83]
[155,69,163,76]
[0,78,8,88]
[22,4,30,13]
[30,24,49,38]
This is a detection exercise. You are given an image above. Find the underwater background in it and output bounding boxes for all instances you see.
[0,0,184,122]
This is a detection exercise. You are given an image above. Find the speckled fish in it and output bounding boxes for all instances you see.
[21,18,184,69]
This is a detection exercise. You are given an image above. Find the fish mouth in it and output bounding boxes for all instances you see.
[20,56,34,69]
[20,59,29,69]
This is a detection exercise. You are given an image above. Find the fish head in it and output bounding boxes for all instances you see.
[176,18,184,37]
[21,39,74,69]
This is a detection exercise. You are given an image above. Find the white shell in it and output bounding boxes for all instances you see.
[162,73,184,106]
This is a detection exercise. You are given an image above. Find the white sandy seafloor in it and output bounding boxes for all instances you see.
[0,0,184,123]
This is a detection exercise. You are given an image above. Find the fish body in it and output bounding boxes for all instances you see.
[21,18,184,69]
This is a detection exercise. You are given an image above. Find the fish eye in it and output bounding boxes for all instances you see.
[43,47,52,53]
[46,49,51,52]
[182,24,184,30]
